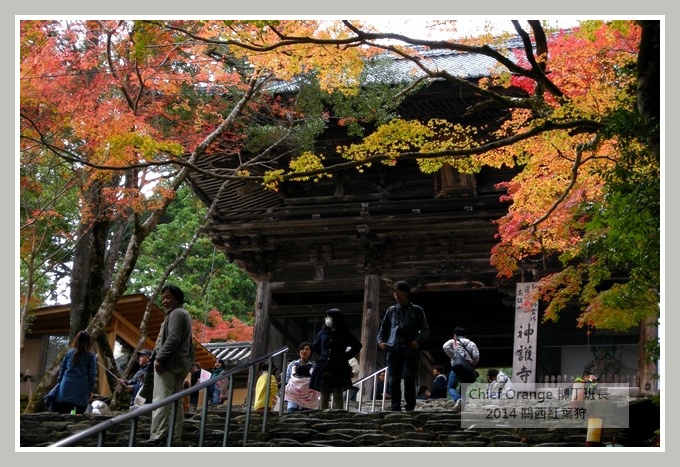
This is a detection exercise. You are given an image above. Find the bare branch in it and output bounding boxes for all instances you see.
[511,20,564,100]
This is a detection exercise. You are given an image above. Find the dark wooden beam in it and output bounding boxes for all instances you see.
[269,303,364,317]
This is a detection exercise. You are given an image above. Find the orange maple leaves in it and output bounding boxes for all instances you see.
[488,22,642,279]
[193,309,254,343]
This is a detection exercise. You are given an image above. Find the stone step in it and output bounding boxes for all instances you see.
[20,403,631,448]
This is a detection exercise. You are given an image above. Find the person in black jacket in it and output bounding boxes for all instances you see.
[309,308,362,410]
[377,280,430,411]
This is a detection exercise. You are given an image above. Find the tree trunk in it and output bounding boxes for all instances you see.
[634,20,660,396]
[636,20,660,158]
[70,179,111,337]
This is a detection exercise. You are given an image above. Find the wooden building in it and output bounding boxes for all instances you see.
[186,45,643,391]
[20,293,216,399]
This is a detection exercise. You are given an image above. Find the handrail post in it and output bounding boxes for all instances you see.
[278,353,288,416]
[128,418,139,447]
[165,399,179,447]
[97,431,106,447]
[198,385,210,446]
[357,381,364,412]
[261,357,274,432]
[243,364,255,446]
[222,374,234,447]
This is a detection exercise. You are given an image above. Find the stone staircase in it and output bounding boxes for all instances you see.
[19,398,638,448]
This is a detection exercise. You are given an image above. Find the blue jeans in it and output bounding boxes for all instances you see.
[210,385,221,404]
[447,370,461,401]
[386,348,418,411]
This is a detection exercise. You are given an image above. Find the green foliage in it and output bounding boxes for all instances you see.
[577,19,635,39]
[19,149,82,306]
[324,58,408,138]
[248,67,408,160]
[242,78,329,157]
[128,185,256,325]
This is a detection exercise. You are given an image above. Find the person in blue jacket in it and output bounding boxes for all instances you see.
[50,330,97,414]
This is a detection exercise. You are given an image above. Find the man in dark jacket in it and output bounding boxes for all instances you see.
[377,280,429,411]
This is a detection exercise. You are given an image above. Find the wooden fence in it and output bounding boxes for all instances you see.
[538,373,638,387]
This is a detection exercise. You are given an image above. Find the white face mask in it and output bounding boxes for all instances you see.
[325,317,333,328]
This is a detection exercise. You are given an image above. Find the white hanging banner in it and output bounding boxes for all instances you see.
[512,282,538,384]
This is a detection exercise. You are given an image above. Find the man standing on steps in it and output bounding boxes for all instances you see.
[149,284,194,446]
[377,280,429,412]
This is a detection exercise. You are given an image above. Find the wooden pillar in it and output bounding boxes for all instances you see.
[359,274,381,398]
[251,279,271,359]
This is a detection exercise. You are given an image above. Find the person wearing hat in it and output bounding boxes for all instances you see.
[118,349,153,405]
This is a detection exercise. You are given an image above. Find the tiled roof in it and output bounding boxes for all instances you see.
[202,341,252,367]
[267,38,525,93]
[371,43,522,82]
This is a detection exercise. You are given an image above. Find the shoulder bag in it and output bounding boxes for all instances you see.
[451,339,478,383]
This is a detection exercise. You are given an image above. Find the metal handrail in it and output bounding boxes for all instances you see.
[342,367,388,412]
[49,346,289,447]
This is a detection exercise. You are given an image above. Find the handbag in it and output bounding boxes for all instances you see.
[451,339,478,384]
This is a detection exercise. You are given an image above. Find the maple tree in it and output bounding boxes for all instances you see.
[485,21,659,331]
[19,19,384,412]
[193,310,254,343]
[20,19,660,411]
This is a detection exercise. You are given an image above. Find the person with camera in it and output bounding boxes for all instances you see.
[377,280,429,411]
